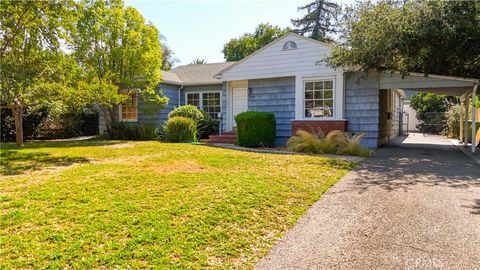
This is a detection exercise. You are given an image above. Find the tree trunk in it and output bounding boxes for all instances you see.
[12,106,24,147]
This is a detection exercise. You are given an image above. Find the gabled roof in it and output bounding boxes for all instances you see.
[163,62,237,86]
[161,70,183,85]
[215,32,332,78]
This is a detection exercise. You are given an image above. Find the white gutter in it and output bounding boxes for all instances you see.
[177,85,184,107]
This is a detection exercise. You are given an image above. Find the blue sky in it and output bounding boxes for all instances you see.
[125,0,353,66]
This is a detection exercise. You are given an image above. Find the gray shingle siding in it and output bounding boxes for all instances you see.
[134,83,179,127]
[344,72,380,148]
[247,77,295,146]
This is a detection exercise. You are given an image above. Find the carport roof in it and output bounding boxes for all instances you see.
[379,72,479,96]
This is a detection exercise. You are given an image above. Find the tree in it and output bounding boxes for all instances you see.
[160,35,178,71]
[291,0,341,41]
[222,23,290,61]
[410,92,455,134]
[73,0,168,129]
[0,0,87,146]
[191,59,207,64]
[328,0,480,78]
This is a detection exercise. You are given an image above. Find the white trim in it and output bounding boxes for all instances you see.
[215,32,332,79]
[184,91,222,117]
[119,92,138,122]
[300,76,337,120]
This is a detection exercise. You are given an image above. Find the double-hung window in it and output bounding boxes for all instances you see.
[119,91,138,122]
[186,92,221,119]
[304,80,334,118]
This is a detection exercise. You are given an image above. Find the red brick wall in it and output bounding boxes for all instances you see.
[291,120,347,135]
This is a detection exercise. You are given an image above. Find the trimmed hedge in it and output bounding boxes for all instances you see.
[164,116,197,143]
[106,122,157,140]
[235,111,276,147]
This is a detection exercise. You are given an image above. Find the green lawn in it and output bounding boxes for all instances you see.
[0,140,354,269]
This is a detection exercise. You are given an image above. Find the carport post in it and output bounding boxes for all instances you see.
[464,96,469,146]
[471,85,478,152]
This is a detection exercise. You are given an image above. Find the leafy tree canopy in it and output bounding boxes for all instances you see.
[292,0,341,41]
[222,23,290,61]
[74,0,168,109]
[0,0,88,146]
[328,0,480,78]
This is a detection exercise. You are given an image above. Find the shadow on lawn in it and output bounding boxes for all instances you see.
[1,139,120,150]
[0,151,90,176]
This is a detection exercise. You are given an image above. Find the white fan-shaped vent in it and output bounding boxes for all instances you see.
[282,41,297,50]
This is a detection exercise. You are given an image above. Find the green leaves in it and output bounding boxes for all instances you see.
[329,0,480,78]
[222,23,290,61]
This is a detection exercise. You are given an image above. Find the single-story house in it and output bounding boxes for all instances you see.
[99,32,478,148]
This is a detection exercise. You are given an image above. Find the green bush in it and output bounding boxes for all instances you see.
[168,105,204,122]
[286,130,371,157]
[198,111,219,139]
[163,116,197,143]
[235,111,276,147]
[106,122,157,140]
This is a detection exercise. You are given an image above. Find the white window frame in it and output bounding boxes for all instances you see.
[302,77,336,119]
[119,91,138,122]
[185,91,222,118]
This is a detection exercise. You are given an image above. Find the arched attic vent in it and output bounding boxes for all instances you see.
[282,40,297,50]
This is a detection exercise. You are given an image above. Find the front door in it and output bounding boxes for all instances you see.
[232,87,248,128]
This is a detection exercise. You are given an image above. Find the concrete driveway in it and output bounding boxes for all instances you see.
[256,133,480,270]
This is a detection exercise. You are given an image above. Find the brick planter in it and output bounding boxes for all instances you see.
[291,120,347,135]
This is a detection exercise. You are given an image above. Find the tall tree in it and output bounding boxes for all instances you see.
[0,0,87,146]
[291,0,341,41]
[328,0,480,78]
[222,23,290,61]
[191,59,207,64]
[73,0,168,129]
[160,34,178,71]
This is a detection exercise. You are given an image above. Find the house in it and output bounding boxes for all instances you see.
[99,32,478,148]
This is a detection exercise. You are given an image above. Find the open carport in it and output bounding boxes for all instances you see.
[378,72,479,152]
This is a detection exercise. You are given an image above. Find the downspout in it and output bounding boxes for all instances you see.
[177,85,184,107]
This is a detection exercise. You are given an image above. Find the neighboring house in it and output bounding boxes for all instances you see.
[99,32,476,147]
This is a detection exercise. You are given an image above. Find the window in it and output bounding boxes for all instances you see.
[304,80,334,118]
[120,91,138,121]
[187,93,200,107]
[202,92,221,118]
[186,92,221,118]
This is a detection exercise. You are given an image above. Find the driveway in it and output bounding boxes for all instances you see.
[256,133,480,270]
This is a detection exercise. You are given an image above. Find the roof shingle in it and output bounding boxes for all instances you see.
[163,62,236,86]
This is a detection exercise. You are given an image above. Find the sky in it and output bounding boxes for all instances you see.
[125,0,354,67]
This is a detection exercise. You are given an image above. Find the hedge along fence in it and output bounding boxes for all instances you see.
[235,111,276,147]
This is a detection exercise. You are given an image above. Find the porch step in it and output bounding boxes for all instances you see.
[208,133,237,144]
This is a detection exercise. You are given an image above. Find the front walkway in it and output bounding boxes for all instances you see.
[256,133,480,270]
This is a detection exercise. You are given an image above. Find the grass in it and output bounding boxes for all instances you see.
[0,140,355,269]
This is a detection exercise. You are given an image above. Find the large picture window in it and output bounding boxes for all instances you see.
[304,80,334,118]
[119,91,138,121]
[186,92,221,118]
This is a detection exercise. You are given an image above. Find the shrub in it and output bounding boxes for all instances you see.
[198,111,219,139]
[235,111,276,147]
[163,116,197,143]
[168,105,204,122]
[1,107,48,142]
[287,130,371,157]
[106,122,157,140]
[443,103,461,139]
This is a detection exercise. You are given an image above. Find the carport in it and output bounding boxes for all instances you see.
[379,72,479,152]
